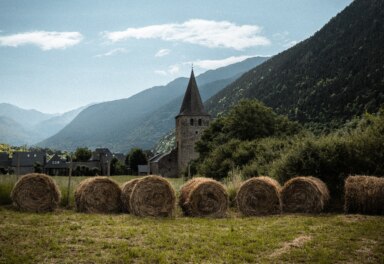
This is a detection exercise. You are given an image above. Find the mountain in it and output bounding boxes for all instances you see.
[0,116,39,146]
[33,105,89,139]
[0,104,88,145]
[206,0,384,130]
[0,103,55,128]
[38,57,269,152]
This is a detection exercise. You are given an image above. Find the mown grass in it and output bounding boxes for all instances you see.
[0,208,383,263]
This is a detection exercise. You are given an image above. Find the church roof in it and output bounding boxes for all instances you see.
[177,69,209,117]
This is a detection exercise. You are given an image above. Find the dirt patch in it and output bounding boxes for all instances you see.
[270,235,312,258]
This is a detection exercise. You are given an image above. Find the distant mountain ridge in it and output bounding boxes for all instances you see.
[38,57,269,152]
[206,0,384,130]
[0,104,87,145]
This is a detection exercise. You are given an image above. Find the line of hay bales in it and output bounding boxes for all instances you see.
[9,173,384,216]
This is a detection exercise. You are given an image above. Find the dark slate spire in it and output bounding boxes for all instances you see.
[178,69,209,116]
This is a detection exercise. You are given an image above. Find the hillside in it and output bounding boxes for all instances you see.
[38,57,268,152]
[0,104,87,145]
[0,103,55,128]
[206,0,384,130]
[0,116,40,146]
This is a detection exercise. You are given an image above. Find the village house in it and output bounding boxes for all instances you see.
[11,151,46,175]
[45,154,69,176]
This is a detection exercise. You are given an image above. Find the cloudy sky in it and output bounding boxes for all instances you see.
[0,0,352,113]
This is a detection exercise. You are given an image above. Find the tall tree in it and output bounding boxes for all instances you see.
[128,148,148,175]
[74,147,92,162]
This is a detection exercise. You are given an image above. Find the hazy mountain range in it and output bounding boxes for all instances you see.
[0,103,87,146]
[0,56,268,152]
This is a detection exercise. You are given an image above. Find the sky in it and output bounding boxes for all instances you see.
[0,0,353,114]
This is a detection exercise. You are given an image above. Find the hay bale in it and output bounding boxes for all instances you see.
[120,178,140,213]
[281,176,330,213]
[75,177,122,213]
[236,176,281,216]
[129,175,176,217]
[10,173,61,212]
[345,175,384,215]
[179,177,228,217]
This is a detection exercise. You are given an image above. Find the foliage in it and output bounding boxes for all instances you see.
[195,100,301,179]
[74,147,92,162]
[128,148,148,175]
[271,109,384,199]
[110,158,126,175]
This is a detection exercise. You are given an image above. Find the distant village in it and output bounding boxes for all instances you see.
[0,148,150,176]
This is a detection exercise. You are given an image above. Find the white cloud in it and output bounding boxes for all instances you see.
[155,64,180,76]
[283,40,298,48]
[0,31,83,50]
[104,19,270,50]
[191,55,256,70]
[95,48,128,58]
[154,70,167,76]
[155,48,171,57]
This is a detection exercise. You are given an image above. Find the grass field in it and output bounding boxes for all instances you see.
[0,174,383,263]
[0,208,383,263]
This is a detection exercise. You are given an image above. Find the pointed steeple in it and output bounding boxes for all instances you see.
[178,69,209,116]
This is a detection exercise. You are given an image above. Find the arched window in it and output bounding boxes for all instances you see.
[198,119,202,126]
[190,118,194,126]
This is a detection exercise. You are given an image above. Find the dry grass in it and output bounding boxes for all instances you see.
[129,175,176,217]
[236,176,281,216]
[10,173,61,212]
[120,179,140,213]
[179,177,228,217]
[281,176,330,213]
[74,177,122,213]
[345,175,384,215]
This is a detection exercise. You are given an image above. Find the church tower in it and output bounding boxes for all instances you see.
[175,69,211,175]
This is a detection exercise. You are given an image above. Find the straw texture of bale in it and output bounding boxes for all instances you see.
[121,178,140,213]
[129,175,176,217]
[236,176,282,216]
[281,176,330,213]
[75,177,122,213]
[11,173,61,212]
[345,175,384,215]
[179,177,228,217]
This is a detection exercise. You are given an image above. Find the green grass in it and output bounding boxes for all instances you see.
[0,208,383,263]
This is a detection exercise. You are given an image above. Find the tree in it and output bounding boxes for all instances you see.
[128,148,148,175]
[110,157,126,175]
[74,147,92,162]
[195,99,301,179]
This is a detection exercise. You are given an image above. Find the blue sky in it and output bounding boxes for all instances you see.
[0,0,352,113]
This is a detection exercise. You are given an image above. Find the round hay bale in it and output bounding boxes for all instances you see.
[75,176,122,213]
[179,177,228,217]
[10,173,61,212]
[129,175,176,217]
[121,178,140,213]
[281,176,329,213]
[236,176,281,216]
[345,175,384,215]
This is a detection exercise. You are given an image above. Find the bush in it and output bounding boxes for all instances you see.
[271,109,384,201]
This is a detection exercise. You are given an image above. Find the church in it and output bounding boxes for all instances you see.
[149,69,211,177]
